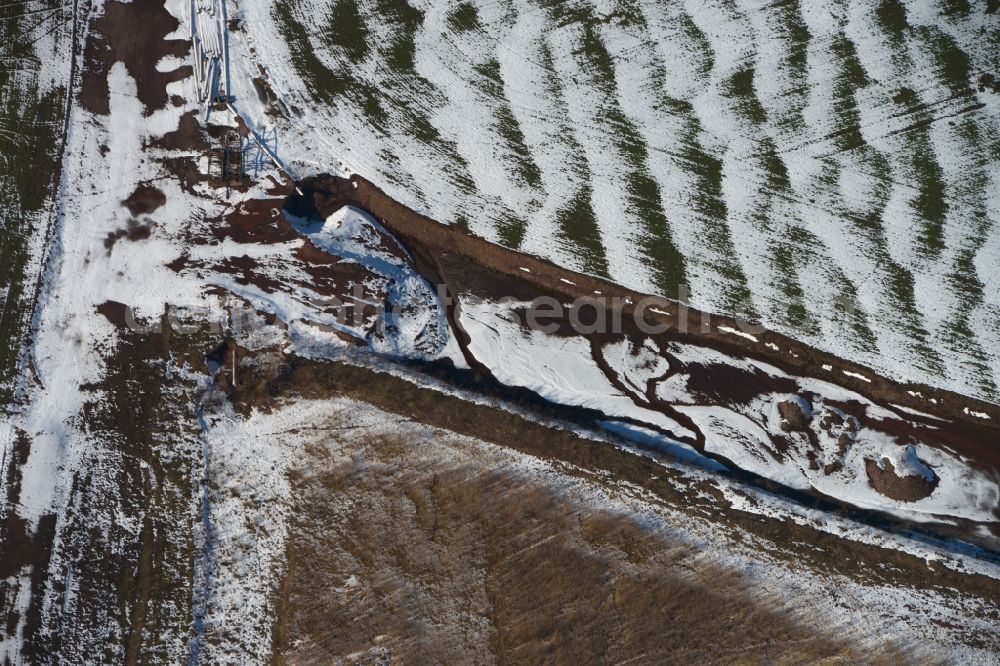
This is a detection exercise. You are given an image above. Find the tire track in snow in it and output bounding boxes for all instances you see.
[495,4,590,266]
[274,0,482,225]
[636,0,755,314]
[737,0,869,345]
[594,18,688,298]
[679,0,762,318]
[785,3,950,383]
[686,0,788,325]
[848,0,999,398]
[734,0,843,337]
[534,0,647,283]
[411,0,539,247]
[904,21,999,399]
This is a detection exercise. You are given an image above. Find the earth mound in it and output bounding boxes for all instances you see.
[865,448,938,502]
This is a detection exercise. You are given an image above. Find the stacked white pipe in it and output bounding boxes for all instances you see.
[192,0,226,118]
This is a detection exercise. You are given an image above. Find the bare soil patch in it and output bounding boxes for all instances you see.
[213,197,298,245]
[778,398,812,431]
[161,155,205,195]
[866,457,939,502]
[104,219,153,252]
[80,0,191,115]
[152,111,210,152]
[121,184,166,216]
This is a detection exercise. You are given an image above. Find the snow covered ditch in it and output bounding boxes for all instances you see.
[459,299,707,456]
[456,298,1000,525]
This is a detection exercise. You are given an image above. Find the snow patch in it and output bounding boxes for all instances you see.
[718,325,758,342]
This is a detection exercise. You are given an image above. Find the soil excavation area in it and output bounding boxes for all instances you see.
[158,164,1000,549]
[276,175,1000,547]
[291,174,1000,432]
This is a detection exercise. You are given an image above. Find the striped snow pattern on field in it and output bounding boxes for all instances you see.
[234,0,1000,401]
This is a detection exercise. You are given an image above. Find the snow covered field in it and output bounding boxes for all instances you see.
[225,0,1000,404]
[0,0,72,405]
